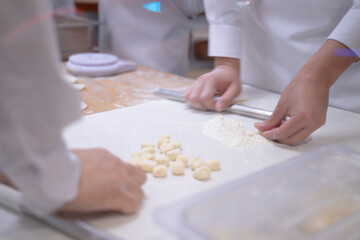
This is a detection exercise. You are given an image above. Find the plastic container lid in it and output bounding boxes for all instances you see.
[157,144,360,240]
[69,53,118,67]
[66,53,137,77]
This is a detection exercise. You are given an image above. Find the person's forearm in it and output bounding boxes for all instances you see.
[303,39,358,89]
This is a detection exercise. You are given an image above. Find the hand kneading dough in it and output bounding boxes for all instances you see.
[155,154,169,166]
[167,149,182,161]
[171,161,185,175]
[141,160,156,172]
[153,165,167,178]
[141,146,156,154]
[205,159,220,171]
[194,166,211,180]
[176,155,189,167]
[170,139,182,149]
[141,142,155,149]
[191,157,204,170]
[160,143,175,154]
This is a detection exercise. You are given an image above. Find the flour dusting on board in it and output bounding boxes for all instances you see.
[202,116,269,149]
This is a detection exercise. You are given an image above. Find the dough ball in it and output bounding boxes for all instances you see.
[171,161,185,175]
[170,139,182,149]
[194,166,211,180]
[132,151,142,158]
[129,155,142,168]
[63,74,77,84]
[141,142,155,149]
[191,157,204,170]
[72,83,86,91]
[153,165,167,178]
[80,101,87,111]
[141,146,156,154]
[167,149,182,161]
[141,153,155,161]
[205,159,220,171]
[176,155,189,167]
[157,134,171,148]
[155,154,169,166]
[158,134,170,140]
[160,143,175,154]
[140,160,156,172]
[157,138,170,148]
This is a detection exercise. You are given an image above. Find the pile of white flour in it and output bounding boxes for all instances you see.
[202,116,269,149]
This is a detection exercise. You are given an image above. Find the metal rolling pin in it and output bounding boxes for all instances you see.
[153,88,273,120]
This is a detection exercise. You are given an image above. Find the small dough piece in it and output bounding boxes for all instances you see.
[141,146,156,154]
[205,159,220,171]
[158,134,170,140]
[194,166,211,180]
[191,157,204,170]
[170,139,182,149]
[72,83,86,91]
[132,151,142,158]
[160,143,175,154]
[129,154,142,167]
[158,134,171,148]
[167,149,182,161]
[155,154,169,166]
[140,160,156,172]
[63,74,77,84]
[141,142,155,149]
[80,101,87,110]
[176,155,189,167]
[153,165,167,178]
[158,138,170,148]
[141,153,155,161]
[171,161,185,175]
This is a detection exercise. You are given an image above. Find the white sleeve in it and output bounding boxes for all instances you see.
[204,0,244,59]
[328,0,360,57]
[0,0,81,214]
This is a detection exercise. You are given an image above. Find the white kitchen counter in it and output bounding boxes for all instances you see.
[1,85,359,240]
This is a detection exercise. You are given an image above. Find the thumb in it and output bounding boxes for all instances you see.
[255,104,288,131]
[215,83,241,112]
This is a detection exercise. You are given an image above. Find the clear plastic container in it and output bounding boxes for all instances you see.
[54,15,98,60]
[157,144,360,240]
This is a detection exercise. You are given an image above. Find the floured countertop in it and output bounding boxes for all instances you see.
[62,86,360,240]
[65,65,194,115]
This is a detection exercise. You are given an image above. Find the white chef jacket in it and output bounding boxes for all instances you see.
[99,0,204,76]
[0,0,81,214]
[205,0,360,113]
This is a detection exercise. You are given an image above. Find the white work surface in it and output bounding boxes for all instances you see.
[0,86,359,240]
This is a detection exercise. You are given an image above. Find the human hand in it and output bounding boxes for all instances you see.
[254,40,357,145]
[62,148,146,214]
[254,68,329,145]
[185,57,241,112]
